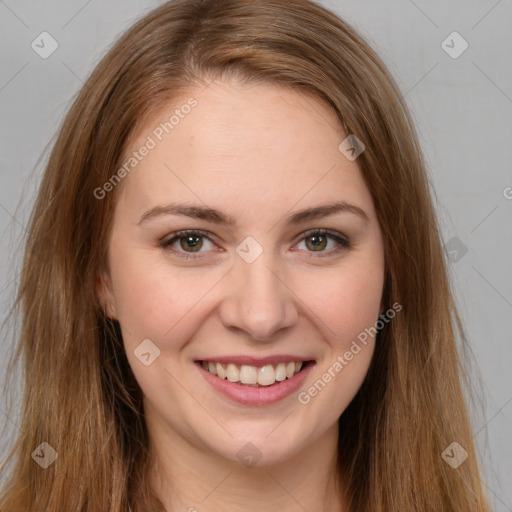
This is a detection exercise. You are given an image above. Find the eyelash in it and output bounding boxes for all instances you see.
[160,229,351,260]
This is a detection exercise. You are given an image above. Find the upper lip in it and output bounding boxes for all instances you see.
[196,355,315,366]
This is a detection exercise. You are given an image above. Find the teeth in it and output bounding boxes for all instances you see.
[208,362,217,375]
[226,363,240,382]
[216,362,226,379]
[257,365,276,386]
[275,363,287,381]
[240,365,258,384]
[202,360,306,386]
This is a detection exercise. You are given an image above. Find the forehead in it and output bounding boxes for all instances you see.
[114,80,376,225]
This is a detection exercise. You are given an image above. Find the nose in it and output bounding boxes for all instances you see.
[218,250,299,341]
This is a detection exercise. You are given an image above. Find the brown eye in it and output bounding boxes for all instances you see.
[179,234,203,252]
[305,234,328,251]
[162,228,350,260]
[161,230,216,259]
[295,229,350,257]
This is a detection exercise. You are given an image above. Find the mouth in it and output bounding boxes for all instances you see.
[196,359,315,387]
[195,357,316,405]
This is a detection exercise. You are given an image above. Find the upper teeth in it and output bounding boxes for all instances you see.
[201,361,304,386]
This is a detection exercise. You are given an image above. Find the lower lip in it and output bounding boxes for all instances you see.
[196,362,315,406]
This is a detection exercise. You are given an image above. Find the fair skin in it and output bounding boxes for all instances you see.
[98,78,385,512]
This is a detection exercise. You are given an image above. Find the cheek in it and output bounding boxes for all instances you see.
[109,249,202,343]
[110,255,211,394]
[294,262,384,417]
[301,258,384,347]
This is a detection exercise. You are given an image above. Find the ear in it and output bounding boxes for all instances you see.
[95,271,118,320]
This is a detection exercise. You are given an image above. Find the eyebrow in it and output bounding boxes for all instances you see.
[137,200,369,226]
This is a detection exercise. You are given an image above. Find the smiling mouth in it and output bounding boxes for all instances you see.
[198,360,314,387]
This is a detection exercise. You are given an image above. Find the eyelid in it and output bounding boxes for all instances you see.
[161,228,350,259]
[160,229,220,260]
[295,228,350,247]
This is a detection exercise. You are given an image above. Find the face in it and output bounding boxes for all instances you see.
[97,79,385,467]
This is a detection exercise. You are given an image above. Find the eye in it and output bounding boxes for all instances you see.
[293,229,350,257]
[160,229,218,259]
[161,228,350,260]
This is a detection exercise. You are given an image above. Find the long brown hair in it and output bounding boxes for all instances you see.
[0,0,492,510]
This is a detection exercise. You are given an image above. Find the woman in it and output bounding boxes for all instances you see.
[0,0,492,510]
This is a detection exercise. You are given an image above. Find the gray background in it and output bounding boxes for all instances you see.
[0,0,511,509]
